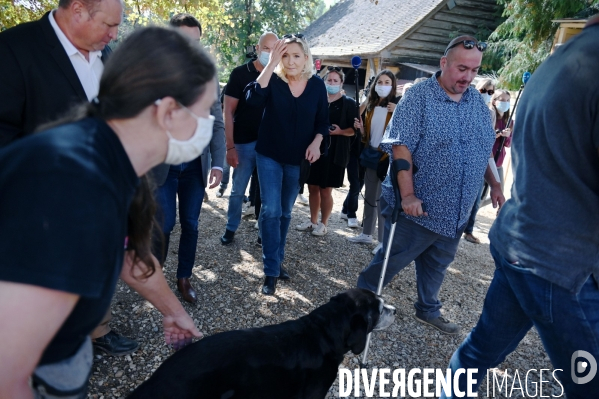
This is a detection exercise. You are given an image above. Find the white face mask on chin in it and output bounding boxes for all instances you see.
[156,99,214,165]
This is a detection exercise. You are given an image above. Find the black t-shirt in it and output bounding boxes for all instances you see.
[224,61,264,144]
[0,118,139,364]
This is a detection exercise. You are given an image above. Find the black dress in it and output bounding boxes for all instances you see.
[307,96,355,188]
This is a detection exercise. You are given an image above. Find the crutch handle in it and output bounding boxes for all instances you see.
[390,159,420,223]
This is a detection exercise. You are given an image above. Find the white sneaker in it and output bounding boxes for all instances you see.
[296,194,309,205]
[347,218,359,228]
[372,242,383,255]
[242,204,255,216]
[296,220,317,231]
[347,233,375,244]
[215,186,226,198]
[254,221,259,229]
[311,222,328,236]
[340,212,348,220]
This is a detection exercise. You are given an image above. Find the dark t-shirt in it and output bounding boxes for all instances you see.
[224,61,264,144]
[489,24,599,293]
[0,118,139,364]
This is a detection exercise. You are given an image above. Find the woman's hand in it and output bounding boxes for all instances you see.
[306,135,323,163]
[329,124,341,135]
[499,128,512,137]
[387,102,396,113]
[353,117,363,132]
[163,310,203,351]
[268,39,287,67]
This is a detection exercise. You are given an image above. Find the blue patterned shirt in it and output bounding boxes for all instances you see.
[380,72,495,238]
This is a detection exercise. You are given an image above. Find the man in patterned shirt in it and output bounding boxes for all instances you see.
[357,35,505,334]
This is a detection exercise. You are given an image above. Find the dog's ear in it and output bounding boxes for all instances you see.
[347,314,369,354]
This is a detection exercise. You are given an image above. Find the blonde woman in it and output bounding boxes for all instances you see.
[245,34,329,295]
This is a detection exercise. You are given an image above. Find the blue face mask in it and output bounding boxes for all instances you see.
[258,51,270,67]
[326,84,341,95]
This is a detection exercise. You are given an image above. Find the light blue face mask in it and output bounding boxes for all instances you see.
[326,84,341,95]
[496,101,510,113]
[258,51,270,67]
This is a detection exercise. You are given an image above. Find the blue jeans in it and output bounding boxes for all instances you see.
[357,197,462,320]
[441,244,599,399]
[154,158,205,279]
[342,154,364,219]
[225,141,257,232]
[220,159,231,187]
[464,180,484,234]
[256,153,300,277]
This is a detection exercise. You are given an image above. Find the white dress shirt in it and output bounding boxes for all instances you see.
[48,10,104,101]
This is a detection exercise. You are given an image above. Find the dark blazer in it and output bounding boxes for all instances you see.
[0,11,111,147]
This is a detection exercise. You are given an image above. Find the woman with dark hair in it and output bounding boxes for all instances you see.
[0,27,213,398]
[347,69,399,254]
[489,89,512,190]
[245,34,329,295]
[296,66,356,236]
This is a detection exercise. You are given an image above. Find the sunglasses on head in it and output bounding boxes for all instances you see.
[444,40,487,55]
[480,88,494,95]
[327,66,342,72]
[283,33,305,40]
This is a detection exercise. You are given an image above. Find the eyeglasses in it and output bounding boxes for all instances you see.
[444,40,487,56]
[283,33,305,40]
[327,66,342,72]
[480,88,494,95]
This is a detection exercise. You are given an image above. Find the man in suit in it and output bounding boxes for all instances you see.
[0,0,140,356]
[152,13,226,304]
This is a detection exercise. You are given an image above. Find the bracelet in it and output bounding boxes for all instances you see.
[227,146,235,151]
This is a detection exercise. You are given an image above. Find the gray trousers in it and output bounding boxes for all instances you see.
[357,198,463,320]
[362,168,384,242]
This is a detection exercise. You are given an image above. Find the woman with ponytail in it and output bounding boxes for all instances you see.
[0,27,214,398]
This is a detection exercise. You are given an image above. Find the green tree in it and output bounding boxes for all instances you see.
[489,0,598,89]
[1,0,55,31]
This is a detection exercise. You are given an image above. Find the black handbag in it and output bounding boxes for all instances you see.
[299,158,311,187]
[359,145,384,170]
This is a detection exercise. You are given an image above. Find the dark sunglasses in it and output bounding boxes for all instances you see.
[327,66,342,72]
[283,33,305,40]
[444,40,487,55]
[480,88,494,95]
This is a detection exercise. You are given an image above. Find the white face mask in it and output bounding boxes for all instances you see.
[375,84,392,98]
[495,101,510,113]
[157,100,214,165]
[258,51,270,67]
[481,92,492,104]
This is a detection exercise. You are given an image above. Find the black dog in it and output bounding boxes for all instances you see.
[128,288,395,399]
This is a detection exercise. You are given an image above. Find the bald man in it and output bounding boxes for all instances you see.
[356,35,504,334]
[220,32,279,246]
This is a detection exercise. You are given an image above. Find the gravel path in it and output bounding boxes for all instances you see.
[87,177,561,399]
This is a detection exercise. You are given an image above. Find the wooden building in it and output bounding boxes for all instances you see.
[304,0,502,85]
[551,18,587,52]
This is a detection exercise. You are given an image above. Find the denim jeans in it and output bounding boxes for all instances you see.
[441,244,599,399]
[357,197,462,320]
[225,141,256,232]
[464,180,484,234]
[256,153,300,277]
[220,159,231,187]
[154,157,205,279]
[342,154,364,219]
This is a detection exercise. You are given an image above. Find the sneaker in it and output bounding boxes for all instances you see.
[92,331,139,356]
[372,242,383,255]
[347,233,375,244]
[242,204,255,216]
[311,222,328,236]
[296,220,317,231]
[296,194,309,205]
[254,220,259,229]
[413,314,461,335]
[203,192,209,203]
[340,212,348,220]
[347,218,359,228]
[215,186,226,198]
